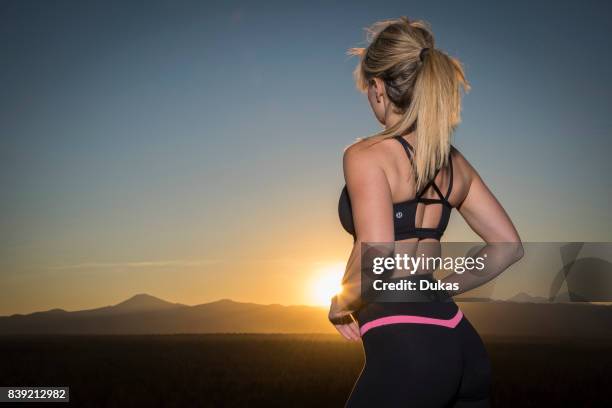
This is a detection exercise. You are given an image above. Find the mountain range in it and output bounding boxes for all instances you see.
[1,293,611,339]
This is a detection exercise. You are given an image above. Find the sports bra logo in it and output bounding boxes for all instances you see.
[395,211,404,219]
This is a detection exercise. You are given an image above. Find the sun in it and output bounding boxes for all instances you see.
[310,262,345,306]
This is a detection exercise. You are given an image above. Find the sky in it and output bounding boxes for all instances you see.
[1,0,611,315]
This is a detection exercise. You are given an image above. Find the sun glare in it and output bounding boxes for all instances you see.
[310,262,345,306]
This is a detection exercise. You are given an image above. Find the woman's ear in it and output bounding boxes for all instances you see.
[371,78,385,103]
[367,77,389,126]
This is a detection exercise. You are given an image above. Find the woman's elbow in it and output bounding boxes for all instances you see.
[489,237,524,264]
[514,242,524,263]
[506,240,524,264]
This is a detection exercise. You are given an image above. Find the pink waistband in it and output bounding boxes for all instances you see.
[360,310,464,336]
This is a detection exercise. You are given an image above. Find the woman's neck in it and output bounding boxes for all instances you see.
[383,107,417,141]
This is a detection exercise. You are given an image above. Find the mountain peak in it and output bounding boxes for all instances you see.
[507,292,548,303]
[212,298,236,304]
[113,293,179,312]
[125,293,162,301]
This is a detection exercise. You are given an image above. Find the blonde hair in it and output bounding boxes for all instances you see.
[348,16,470,192]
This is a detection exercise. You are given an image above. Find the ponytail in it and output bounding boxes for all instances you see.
[410,48,469,191]
[349,17,470,192]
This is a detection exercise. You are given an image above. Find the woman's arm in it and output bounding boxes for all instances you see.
[328,144,395,340]
[456,152,522,243]
[441,150,524,295]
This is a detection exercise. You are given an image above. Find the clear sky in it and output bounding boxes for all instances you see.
[1,0,611,315]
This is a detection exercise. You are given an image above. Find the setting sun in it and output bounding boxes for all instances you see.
[310,262,345,306]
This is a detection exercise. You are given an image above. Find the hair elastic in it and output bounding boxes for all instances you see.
[419,47,430,62]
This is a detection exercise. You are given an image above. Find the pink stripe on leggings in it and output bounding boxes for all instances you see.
[360,310,464,336]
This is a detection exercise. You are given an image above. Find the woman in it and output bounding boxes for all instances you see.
[329,17,524,407]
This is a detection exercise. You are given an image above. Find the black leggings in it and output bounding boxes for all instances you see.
[347,310,491,407]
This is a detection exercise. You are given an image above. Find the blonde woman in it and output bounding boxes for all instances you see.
[330,17,523,407]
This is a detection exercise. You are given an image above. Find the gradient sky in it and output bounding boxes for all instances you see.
[1,0,611,315]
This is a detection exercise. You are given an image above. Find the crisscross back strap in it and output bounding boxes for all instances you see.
[393,135,453,205]
[417,166,445,200]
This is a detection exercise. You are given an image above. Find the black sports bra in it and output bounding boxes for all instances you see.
[338,135,454,241]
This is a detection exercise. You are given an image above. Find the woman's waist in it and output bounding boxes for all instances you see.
[355,299,460,327]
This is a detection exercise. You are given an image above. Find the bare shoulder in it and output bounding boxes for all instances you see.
[451,144,478,172]
[342,138,396,212]
[450,144,468,165]
[449,145,479,201]
[341,138,399,191]
[343,137,398,172]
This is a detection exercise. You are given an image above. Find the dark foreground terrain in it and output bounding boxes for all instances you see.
[1,334,610,407]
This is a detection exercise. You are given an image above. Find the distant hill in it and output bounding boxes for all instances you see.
[1,295,611,339]
[506,292,549,303]
[0,295,332,335]
[111,293,186,313]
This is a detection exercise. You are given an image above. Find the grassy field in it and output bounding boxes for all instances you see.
[1,334,610,407]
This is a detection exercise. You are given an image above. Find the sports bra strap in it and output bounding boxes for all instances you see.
[394,135,453,205]
[417,165,444,199]
[430,179,446,201]
[445,153,454,201]
[393,135,414,165]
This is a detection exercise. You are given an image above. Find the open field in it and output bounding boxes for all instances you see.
[1,334,610,407]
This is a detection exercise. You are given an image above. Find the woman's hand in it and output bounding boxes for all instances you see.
[328,296,361,341]
[333,319,361,341]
